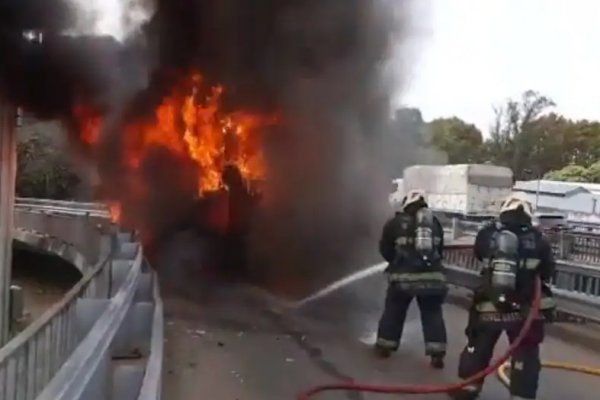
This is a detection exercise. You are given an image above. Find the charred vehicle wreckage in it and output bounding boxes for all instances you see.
[161,164,262,280]
[2,0,395,299]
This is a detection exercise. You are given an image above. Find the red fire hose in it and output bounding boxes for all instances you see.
[297,277,542,399]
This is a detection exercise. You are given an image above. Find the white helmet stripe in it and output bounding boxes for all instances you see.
[500,194,533,217]
[403,189,426,208]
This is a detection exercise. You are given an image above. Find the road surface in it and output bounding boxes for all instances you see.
[158,240,600,399]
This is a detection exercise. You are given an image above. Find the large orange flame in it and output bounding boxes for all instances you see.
[77,73,277,222]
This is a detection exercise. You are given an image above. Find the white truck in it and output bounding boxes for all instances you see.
[401,164,514,219]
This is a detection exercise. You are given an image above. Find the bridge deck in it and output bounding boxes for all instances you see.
[161,269,600,400]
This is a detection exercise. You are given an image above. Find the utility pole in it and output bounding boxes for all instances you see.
[523,168,540,212]
[535,175,541,211]
[0,96,16,345]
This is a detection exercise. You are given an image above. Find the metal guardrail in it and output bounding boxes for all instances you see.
[444,244,600,323]
[14,199,110,220]
[0,216,116,400]
[137,275,164,400]
[0,201,163,400]
[15,198,106,212]
[5,199,599,398]
[0,260,113,400]
[443,217,600,266]
[37,245,143,400]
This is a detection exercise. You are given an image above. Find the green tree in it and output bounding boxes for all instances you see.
[544,164,590,182]
[487,90,555,178]
[569,120,600,167]
[16,134,81,199]
[524,113,574,174]
[391,95,600,183]
[429,117,483,163]
[585,161,600,183]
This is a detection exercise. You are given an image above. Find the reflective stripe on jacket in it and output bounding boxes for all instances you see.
[386,271,447,294]
[474,296,556,313]
[481,258,541,270]
[388,271,446,283]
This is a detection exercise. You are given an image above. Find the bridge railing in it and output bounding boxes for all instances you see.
[0,201,163,400]
[34,236,163,400]
[14,198,109,221]
[0,212,119,400]
[0,259,115,400]
[35,240,148,400]
[444,218,600,266]
[15,198,106,212]
[10,199,600,399]
[444,244,600,323]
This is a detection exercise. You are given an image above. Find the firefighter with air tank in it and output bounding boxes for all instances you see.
[375,189,448,369]
[450,195,556,400]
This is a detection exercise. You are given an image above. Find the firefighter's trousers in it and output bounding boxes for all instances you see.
[376,285,447,356]
[457,317,544,399]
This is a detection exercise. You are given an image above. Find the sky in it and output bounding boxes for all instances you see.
[399,0,600,136]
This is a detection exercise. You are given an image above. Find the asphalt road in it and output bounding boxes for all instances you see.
[159,249,600,400]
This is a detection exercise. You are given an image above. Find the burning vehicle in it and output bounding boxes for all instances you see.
[77,73,274,277]
[1,0,405,291]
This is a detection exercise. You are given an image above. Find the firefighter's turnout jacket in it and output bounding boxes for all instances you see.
[379,210,447,295]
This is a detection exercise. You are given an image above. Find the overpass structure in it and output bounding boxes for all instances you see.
[0,200,162,400]
[1,76,600,397]
[0,199,597,399]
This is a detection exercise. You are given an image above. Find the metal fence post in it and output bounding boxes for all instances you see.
[0,98,16,345]
[559,231,572,260]
[451,217,460,241]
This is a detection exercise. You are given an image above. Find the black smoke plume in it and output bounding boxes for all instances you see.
[0,0,417,295]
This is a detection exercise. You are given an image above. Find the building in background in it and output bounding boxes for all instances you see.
[513,180,600,223]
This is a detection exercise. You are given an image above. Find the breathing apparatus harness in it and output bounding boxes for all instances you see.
[394,190,438,269]
[414,207,437,266]
[485,223,523,312]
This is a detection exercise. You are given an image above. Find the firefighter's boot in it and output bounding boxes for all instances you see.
[430,354,445,369]
[374,344,392,359]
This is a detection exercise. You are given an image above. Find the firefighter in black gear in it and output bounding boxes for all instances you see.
[375,189,448,369]
[451,195,556,400]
